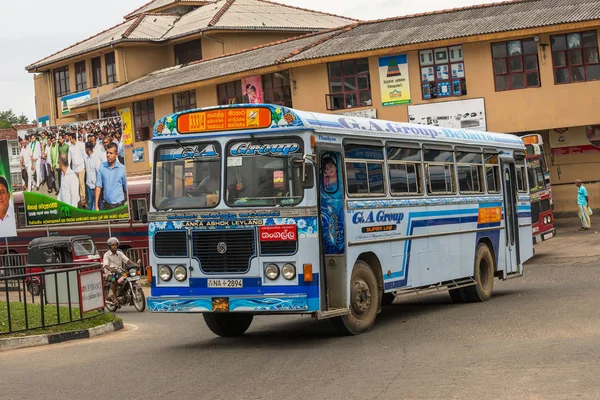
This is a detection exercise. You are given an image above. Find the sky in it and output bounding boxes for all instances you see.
[0,0,502,122]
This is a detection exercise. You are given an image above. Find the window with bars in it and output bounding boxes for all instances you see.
[133,99,155,142]
[217,81,243,105]
[75,61,87,92]
[456,152,484,194]
[173,90,197,112]
[101,107,118,118]
[92,56,102,87]
[551,31,600,84]
[387,147,423,195]
[174,39,202,65]
[105,52,116,83]
[326,58,372,111]
[262,72,292,107]
[492,39,540,91]
[53,66,70,97]
[419,46,467,100]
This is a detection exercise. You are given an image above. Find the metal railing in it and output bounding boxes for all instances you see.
[1,263,105,335]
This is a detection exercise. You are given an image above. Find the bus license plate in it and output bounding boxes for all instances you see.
[544,232,554,240]
[208,279,243,288]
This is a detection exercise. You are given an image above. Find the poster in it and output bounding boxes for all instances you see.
[60,90,91,115]
[0,140,17,238]
[241,76,263,104]
[118,107,134,148]
[22,117,129,226]
[408,98,487,131]
[341,108,377,119]
[378,55,411,106]
[133,147,145,162]
[38,115,50,127]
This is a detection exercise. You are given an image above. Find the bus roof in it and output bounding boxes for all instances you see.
[152,103,525,150]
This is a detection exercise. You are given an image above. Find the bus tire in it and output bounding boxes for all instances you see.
[381,292,396,306]
[203,313,253,337]
[332,261,379,335]
[448,288,467,303]
[464,244,495,302]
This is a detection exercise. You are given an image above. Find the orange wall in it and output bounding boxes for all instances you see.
[34,73,52,122]
[123,45,171,82]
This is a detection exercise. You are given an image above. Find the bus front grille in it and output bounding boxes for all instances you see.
[154,231,188,257]
[192,230,255,273]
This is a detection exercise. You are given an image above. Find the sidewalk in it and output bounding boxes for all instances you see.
[535,216,599,259]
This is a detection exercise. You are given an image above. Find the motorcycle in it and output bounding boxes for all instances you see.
[104,262,146,312]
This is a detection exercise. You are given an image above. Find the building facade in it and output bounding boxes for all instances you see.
[28,0,600,214]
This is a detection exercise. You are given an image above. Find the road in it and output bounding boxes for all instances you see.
[2,218,600,400]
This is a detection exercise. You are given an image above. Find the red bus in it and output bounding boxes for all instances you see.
[1,176,150,261]
[522,134,555,244]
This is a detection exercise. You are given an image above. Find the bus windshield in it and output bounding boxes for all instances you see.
[225,140,303,207]
[153,143,221,210]
[527,159,545,194]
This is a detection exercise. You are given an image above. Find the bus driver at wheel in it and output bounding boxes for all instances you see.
[103,237,139,303]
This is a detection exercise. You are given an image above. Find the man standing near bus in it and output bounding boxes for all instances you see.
[576,179,591,231]
[95,142,127,211]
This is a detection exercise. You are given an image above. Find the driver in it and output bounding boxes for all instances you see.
[103,237,138,303]
[196,162,220,194]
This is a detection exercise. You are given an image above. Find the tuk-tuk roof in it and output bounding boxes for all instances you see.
[28,235,93,249]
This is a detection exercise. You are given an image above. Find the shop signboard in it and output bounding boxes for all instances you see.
[378,55,411,106]
[408,98,487,131]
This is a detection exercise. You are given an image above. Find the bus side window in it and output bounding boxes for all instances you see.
[17,206,26,228]
[424,148,455,194]
[516,165,527,193]
[456,152,484,194]
[387,147,423,196]
[484,153,501,193]
[344,144,386,196]
[131,199,148,222]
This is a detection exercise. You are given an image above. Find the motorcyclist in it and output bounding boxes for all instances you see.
[103,237,139,304]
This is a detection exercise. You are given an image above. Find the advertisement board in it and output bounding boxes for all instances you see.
[0,140,17,238]
[60,90,91,115]
[79,270,105,313]
[22,117,129,226]
[408,98,487,131]
[241,75,263,104]
[118,107,134,148]
[379,55,411,106]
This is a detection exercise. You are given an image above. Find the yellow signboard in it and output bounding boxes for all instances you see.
[118,107,133,148]
[478,207,502,224]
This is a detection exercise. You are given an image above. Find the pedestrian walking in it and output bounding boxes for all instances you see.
[576,179,592,230]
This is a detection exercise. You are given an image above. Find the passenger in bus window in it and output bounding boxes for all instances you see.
[323,157,338,192]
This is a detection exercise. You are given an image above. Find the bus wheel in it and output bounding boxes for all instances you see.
[203,313,253,337]
[464,244,495,302]
[448,288,467,303]
[332,261,379,335]
[381,292,396,306]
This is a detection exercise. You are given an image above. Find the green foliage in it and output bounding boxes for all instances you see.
[0,109,31,129]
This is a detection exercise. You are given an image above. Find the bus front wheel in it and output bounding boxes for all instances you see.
[203,313,253,337]
[464,244,495,302]
[332,261,379,335]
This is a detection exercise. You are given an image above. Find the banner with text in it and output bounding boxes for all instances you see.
[23,117,129,226]
[0,140,17,238]
[379,55,411,106]
[119,107,134,148]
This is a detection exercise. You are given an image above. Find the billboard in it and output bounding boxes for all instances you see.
[22,117,129,226]
[60,91,91,115]
[0,140,17,238]
[408,98,487,131]
[379,55,411,106]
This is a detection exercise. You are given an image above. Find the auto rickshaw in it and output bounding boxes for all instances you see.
[25,235,102,295]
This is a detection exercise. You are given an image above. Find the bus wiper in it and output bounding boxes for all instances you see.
[250,134,275,157]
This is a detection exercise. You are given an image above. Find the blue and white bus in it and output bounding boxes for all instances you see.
[146,104,533,336]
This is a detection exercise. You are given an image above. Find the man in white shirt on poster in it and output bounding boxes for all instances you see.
[57,154,80,208]
[68,133,86,208]
[20,136,32,191]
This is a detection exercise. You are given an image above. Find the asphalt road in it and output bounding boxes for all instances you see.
[2,220,599,400]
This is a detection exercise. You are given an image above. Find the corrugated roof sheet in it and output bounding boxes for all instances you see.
[74,0,600,108]
[27,0,355,70]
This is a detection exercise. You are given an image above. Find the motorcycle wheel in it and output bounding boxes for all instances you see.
[105,288,118,313]
[133,286,146,312]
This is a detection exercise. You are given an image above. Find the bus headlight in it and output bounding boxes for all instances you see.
[282,264,296,280]
[159,266,172,282]
[264,264,280,280]
[174,266,187,282]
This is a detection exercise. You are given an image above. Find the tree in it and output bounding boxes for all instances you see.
[0,109,30,129]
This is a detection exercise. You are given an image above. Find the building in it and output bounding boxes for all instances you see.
[28,0,600,214]
[0,124,36,190]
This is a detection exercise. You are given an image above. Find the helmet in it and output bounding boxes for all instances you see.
[107,237,120,248]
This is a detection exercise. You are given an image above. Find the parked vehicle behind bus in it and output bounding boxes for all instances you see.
[146,104,534,336]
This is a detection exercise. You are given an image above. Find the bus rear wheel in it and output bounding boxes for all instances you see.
[332,261,379,335]
[203,313,253,337]
[464,244,495,302]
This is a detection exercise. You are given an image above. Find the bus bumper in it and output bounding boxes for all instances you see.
[147,294,311,313]
[533,228,556,245]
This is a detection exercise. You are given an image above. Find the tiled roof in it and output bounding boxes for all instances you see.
[74,0,600,108]
[0,128,17,141]
[125,0,211,19]
[26,0,355,71]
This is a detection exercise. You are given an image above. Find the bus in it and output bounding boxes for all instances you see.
[146,104,534,336]
[1,176,150,262]
[522,134,555,244]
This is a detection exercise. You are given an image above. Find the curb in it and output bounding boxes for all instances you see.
[0,320,124,352]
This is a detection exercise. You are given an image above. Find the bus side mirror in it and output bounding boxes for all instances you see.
[290,156,314,189]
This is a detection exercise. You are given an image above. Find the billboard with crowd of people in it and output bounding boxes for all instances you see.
[19,117,129,226]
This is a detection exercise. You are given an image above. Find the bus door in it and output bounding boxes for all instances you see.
[317,148,347,310]
[501,158,521,274]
